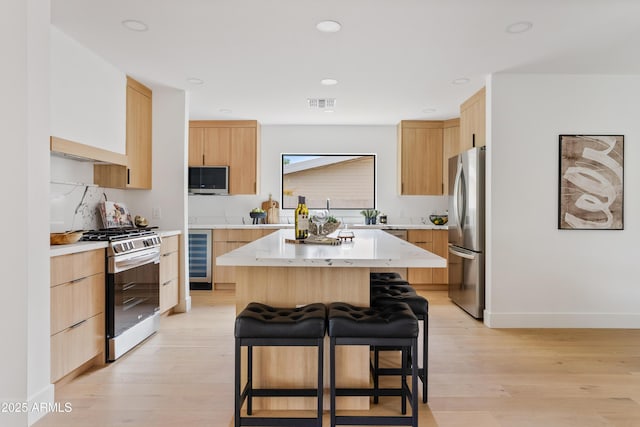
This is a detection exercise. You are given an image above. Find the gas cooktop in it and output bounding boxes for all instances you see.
[81,228,158,242]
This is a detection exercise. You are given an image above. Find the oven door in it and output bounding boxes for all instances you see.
[106,249,160,340]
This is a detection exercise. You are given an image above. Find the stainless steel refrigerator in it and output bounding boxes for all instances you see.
[448,147,485,318]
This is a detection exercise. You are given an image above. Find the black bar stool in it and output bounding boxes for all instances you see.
[234,302,326,427]
[371,285,429,403]
[328,302,419,427]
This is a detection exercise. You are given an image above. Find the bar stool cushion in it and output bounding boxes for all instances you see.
[328,302,418,338]
[372,293,429,317]
[370,284,418,300]
[235,302,326,339]
[370,272,404,281]
[370,277,412,288]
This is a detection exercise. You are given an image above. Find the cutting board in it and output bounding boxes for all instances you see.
[261,198,280,224]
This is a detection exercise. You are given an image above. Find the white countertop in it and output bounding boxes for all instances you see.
[189,223,446,230]
[50,229,182,257]
[216,229,447,268]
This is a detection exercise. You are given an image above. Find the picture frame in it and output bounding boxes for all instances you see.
[558,134,624,230]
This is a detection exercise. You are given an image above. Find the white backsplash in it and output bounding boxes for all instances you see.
[50,156,129,232]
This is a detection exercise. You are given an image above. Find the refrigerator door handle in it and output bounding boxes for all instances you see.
[452,160,465,237]
[448,245,477,260]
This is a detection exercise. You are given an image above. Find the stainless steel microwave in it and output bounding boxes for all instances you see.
[188,166,229,195]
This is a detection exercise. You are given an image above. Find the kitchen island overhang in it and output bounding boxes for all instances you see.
[216,228,447,268]
[217,228,445,411]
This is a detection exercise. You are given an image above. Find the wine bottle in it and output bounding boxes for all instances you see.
[295,196,309,240]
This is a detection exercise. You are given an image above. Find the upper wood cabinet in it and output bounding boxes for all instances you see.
[443,118,460,194]
[398,120,444,195]
[94,77,153,189]
[189,120,260,195]
[459,87,485,152]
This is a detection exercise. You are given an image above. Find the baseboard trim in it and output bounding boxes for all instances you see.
[484,311,640,328]
[27,383,55,425]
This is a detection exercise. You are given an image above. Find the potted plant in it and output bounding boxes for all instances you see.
[360,209,380,225]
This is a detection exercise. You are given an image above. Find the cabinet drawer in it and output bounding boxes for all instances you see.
[160,277,179,313]
[51,313,104,382]
[51,273,105,335]
[160,251,179,285]
[51,249,104,287]
[161,235,179,255]
[213,229,266,242]
[408,229,433,244]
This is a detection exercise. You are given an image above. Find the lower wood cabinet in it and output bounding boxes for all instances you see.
[160,235,180,313]
[50,249,105,383]
[212,229,275,289]
[407,229,448,287]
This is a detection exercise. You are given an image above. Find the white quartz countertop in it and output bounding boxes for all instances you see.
[216,229,447,268]
[50,229,182,257]
[189,223,446,230]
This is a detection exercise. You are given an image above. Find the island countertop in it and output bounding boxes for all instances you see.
[216,228,446,268]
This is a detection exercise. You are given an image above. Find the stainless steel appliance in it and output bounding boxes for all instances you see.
[82,229,162,361]
[188,229,212,289]
[188,166,229,195]
[448,147,485,318]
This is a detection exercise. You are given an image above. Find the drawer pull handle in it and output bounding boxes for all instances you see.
[69,319,87,329]
[122,282,136,291]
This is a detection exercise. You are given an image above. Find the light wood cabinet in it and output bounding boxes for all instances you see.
[397,120,444,195]
[459,87,485,152]
[212,229,274,288]
[159,235,180,313]
[189,120,260,194]
[50,249,105,383]
[407,229,448,287]
[94,77,152,189]
[443,118,460,194]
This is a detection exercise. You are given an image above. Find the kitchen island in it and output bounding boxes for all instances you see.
[216,228,446,411]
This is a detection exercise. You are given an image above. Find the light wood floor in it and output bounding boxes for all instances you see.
[35,290,640,427]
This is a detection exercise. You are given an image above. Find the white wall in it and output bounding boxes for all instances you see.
[188,125,447,225]
[486,73,640,328]
[123,86,191,312]
[50,26,126,154]
[1,0,53,426]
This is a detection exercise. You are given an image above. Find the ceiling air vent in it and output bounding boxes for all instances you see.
[307,98,336,109]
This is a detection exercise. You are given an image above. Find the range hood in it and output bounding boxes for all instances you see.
[50,136,127,166]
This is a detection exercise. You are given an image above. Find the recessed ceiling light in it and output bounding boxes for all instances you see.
[452,77,470,85]
[219,108,232,114]
[506,21,533,34]
[324,110,335,113]
[187,77,204,85]
[321,78,338,86]
[121,19,148,32]
[316,20,342,33]
[422,108,436,114]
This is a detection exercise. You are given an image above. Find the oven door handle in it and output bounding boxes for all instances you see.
[112,250,160,273]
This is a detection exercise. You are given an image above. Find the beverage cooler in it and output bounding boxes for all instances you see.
[188,229,212,290]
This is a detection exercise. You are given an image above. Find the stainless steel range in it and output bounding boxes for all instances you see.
[82,229,162,361]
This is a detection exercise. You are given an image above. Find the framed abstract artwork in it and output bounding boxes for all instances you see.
[558,135,624,230]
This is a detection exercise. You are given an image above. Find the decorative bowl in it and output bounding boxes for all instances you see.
[249,211,267,219]
[429,215,448,226]
[309,220,341,236]
[50,231,84,245]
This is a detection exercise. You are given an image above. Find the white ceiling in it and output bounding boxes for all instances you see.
[51,0,640,125]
